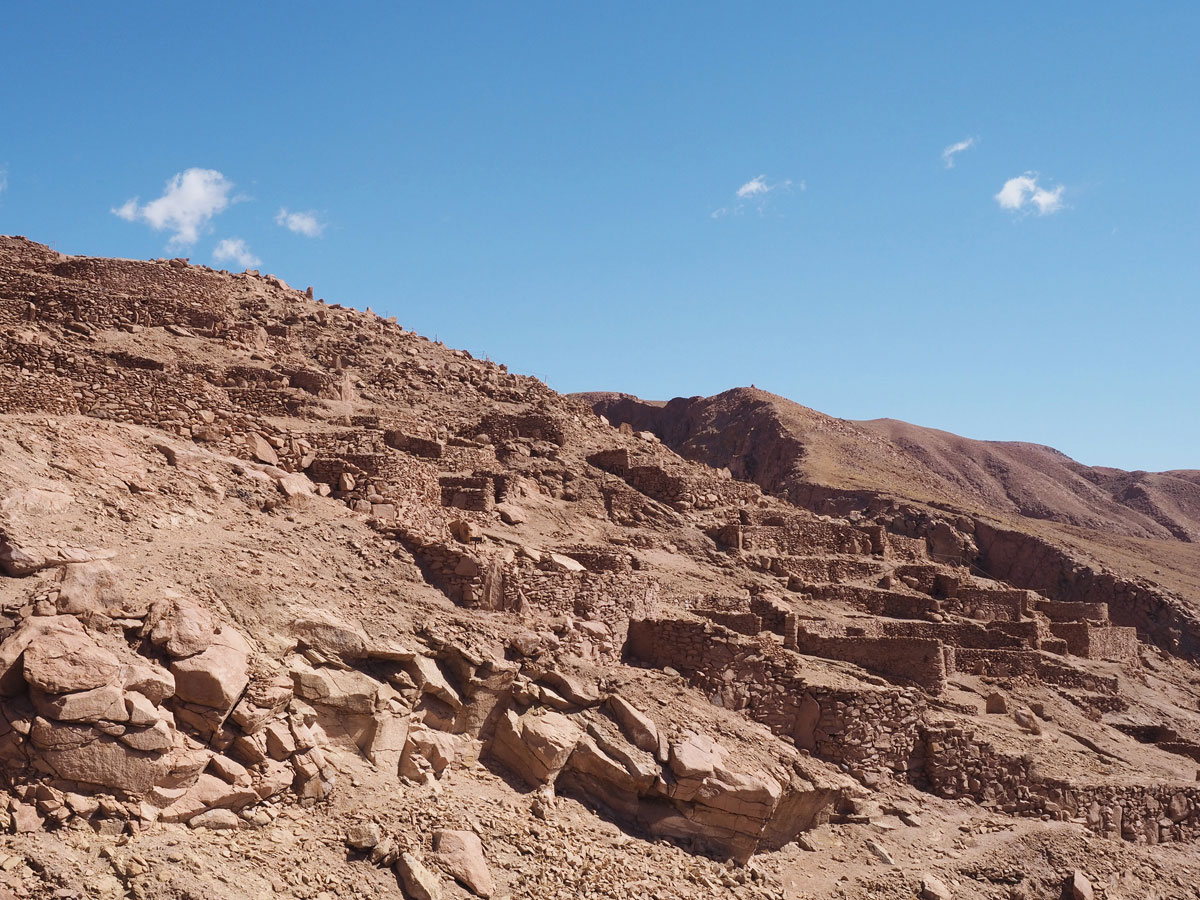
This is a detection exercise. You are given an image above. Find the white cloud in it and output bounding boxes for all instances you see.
[275,207,324,237]
[995,174,1036,210]
[0,166,7,194]
[112,168,235,247]
[736,175,770,199]
[1031,184,1065,215]
[994,172,1065,216]
[112,198,138,220]
[213,237,261,269]
[941,136,977,168]
[713,174,797,218]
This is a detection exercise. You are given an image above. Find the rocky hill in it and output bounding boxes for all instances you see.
[2,236,1200,900]
[580,389,1200,544]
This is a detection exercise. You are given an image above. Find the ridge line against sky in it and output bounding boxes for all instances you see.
[0,3,1196,472]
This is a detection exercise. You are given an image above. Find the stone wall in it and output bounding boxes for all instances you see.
[1049,623,1139,662]
[623,618,1198,845]
[974,522,1200,661]
[503,568,660,644]
[439,474,496,512]
[588,449,759,511]
[623,617,926,779]
[1038,599,1110,623]
[949,586,1031,622]
[474,411,565,446]
[749,595,791,636]
[8,254,239,332]
[884,533,934,560]
[391,532,502,608]
[924,721,1200,843]
[950,649,1119,693]
[383,430,445,459]
[555,545,635,574]
[734,521,875,557]
[807,585,938,620]
[869,619,1033,651]
[790,629,947,694]
[0,367,79,415]
[754,555,884,586]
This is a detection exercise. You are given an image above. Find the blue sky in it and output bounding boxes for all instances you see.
[2,3,1197,471]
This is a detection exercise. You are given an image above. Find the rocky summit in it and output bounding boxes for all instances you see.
[1,234,1199,900]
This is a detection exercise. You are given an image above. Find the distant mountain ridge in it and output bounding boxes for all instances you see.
[578,387,1200,543]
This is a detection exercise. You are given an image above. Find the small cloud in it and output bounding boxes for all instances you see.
[994,172,1065,216]
[112,198,138,221]
[0,165,8,194]
[941,136,977,169]
[213,237,261,269]
[1031,184,1065,215]
[112,168,235,247]
[736,175,770,199]
[275,207,324,237]
[713,174,796,218]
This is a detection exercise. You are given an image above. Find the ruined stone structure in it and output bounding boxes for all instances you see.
[3,237,1200,900]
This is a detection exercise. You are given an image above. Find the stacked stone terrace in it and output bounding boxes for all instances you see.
[587,446,760,512]
[697,509,1139,698]
[621,612,1200,844]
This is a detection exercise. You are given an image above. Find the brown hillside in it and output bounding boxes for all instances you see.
[580,388,1200,543]
[2,238,1200,900]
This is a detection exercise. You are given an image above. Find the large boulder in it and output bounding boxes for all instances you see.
[22,626,121,694]
[159,772,261,823]
[230,673,294,733]
[920,874,952,900]
[0,535,46,576]
[434,830,494,898]
[57,561,140,617]
[607,695,659,753]
[655,733,796,861]
[148,594,214,658]
[31,683,128,723]
[122,662,176,704]
[1068,871,1094,900]
[558,732,658,821]
[395,852,442,900]
[0,539,112,578]
[276,472,315,503]
[364,710,410,776]
[120,719,174,752]
[291,663,383,715]
[171,626,251,711]
[489,709,582,785]
[37,729,173,793]
[400,725,457,781]
[246,432,279,466]
[290,609,369,662]
[407,655,462,710]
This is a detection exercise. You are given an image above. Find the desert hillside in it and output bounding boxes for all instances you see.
[2,237,1200,900]
[580,388,1200,544]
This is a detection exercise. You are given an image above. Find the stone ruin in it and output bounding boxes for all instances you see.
[1,235,1199,894]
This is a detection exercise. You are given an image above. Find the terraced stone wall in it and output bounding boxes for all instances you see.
[503,568,660,644]
[623,617,925,779]
[974,522,1200,661]
[950,648,1118,693]
[924,722,1200,844]
[1049,623,1139,662]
